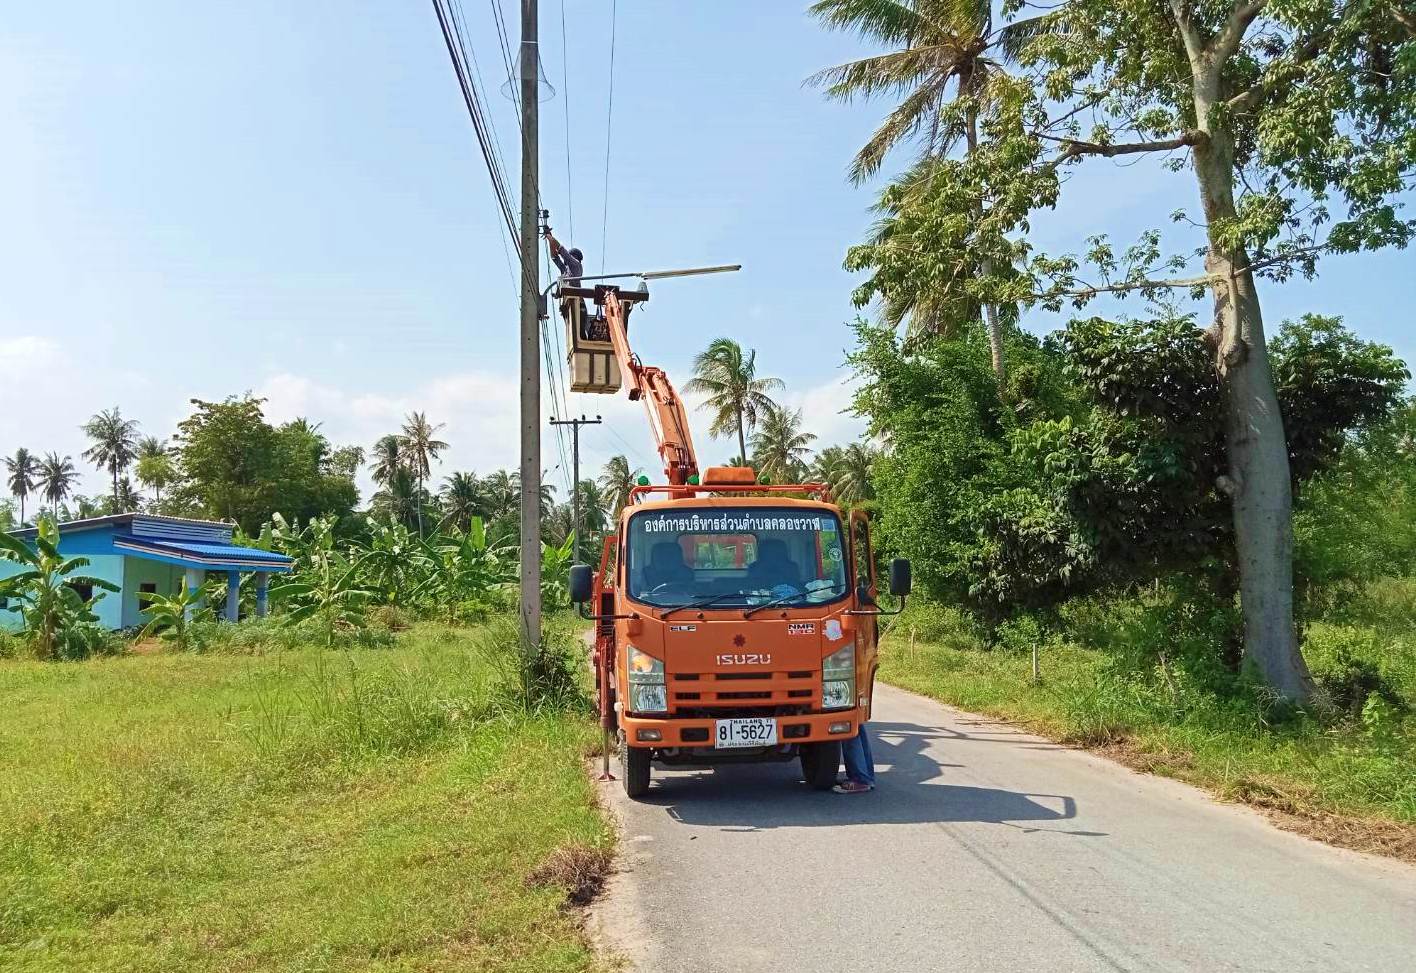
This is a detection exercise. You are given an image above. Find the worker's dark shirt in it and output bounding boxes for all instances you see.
[553,247,583,285]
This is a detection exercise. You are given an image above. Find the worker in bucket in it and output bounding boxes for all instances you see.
[835,724,875,794]
[545,228,583,285]
[545,227,610,341]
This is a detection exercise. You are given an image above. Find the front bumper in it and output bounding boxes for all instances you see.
[621,709,860,749]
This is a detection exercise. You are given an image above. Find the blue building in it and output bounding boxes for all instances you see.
[0,514,294,631]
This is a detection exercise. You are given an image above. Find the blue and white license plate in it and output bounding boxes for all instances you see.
[714,717,778,749]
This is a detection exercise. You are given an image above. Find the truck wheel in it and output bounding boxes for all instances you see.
[801,741,840,791]
[621,740,651,798]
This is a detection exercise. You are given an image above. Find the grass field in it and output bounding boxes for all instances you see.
[879,589,1416,859]
[0,623,611,972]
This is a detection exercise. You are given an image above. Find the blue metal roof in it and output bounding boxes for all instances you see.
[112,536,294,572]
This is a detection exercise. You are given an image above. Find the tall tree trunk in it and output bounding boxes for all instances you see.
[1191,87,1312,701]
[963,87,1006,388]
[417,474,425,536]
[736,411,747,467]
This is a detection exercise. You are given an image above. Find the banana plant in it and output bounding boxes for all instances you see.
[0,520,119,659]
[135,580,212,652]
[412,516,515,622]
[537,532,576,609]
[271,547,375,648]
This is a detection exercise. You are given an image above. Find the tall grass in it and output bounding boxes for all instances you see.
[0,620,611,973]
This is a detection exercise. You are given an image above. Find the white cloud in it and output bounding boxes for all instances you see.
[0,335,59,372]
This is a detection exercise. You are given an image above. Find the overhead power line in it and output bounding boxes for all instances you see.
[600,0,618,272]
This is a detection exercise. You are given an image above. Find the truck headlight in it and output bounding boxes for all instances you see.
[627,645,665,683]
[823,642,854,680]
[630,682,668,713]
[822,679,854,710]
[822,643,855,710]
[627,646,667,713]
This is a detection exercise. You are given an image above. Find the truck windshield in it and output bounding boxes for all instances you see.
[625,507,849,608]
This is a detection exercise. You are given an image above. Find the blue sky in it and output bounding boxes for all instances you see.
[2,2,1412,505]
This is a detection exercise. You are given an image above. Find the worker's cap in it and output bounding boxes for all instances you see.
[569,247,583,260]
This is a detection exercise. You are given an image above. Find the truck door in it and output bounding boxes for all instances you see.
[848,509,879,718]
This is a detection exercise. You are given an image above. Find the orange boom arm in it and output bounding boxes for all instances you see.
[602,290,699,485]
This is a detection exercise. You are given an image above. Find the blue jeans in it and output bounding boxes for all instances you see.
[841,722,875,786]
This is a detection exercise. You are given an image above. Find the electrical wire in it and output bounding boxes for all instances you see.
[599,0,618,273]
[559,0,574,241]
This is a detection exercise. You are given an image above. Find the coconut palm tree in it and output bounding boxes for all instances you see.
[440,471,484,531]
[815,442,878,508]
[400,412,449,536]
[683,338,784,464]
[36,453,79,519]
[370,434,406,487]
[4,448,39,524]
[479,469,518,523]
[598,454,641,518]
[809,0,1047,382]
[81,407,141,508]
[750,404,817,484]
[134,437,175,507]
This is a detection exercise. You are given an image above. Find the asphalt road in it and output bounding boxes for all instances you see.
[590,683,1416,973]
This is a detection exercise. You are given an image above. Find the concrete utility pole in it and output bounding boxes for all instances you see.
[518,0,541,660]
[550,414,602,563]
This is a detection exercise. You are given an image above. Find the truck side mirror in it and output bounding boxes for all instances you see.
[888,558,912,598]
[569,564,593,604]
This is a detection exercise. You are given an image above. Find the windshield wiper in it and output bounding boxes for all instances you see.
[661,591,755,619]
[742,583,846,618]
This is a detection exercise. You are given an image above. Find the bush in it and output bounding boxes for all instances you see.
[1306,627,1412,719]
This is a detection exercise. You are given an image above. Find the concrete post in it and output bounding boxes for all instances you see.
[255,572,270,618]
[184,567,203,621]
[225,570,240,622]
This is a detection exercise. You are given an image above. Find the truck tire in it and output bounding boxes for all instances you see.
[801,741,840,791]
[621,740,651,798]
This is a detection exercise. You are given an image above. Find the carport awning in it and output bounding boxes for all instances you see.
[113,536,294,573]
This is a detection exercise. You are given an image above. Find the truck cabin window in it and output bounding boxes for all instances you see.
[626,508,849,608]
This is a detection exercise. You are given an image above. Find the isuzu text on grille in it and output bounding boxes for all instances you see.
[716,653,772,666]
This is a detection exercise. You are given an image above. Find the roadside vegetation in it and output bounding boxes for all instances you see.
[0,620,611,972]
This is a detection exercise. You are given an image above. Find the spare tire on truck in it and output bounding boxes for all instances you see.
[800,740,841,791]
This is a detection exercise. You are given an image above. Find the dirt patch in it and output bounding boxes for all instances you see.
[526,841,614,908]
[127,638,168,656]
[1085,736,1416,863]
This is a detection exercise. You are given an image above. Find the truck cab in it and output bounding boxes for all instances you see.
[573,472,910,798]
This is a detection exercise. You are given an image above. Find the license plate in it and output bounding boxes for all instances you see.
[714,717,778,749]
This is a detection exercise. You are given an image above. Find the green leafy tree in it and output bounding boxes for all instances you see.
[0,520,119,659]
[399,412,448,536]
[1004,0,1415,698]
[171,396,276,529]
[4,448,39,524]
[36,453,79,519]
[0,500,13,531]
[683,338,784,464]
[327,444,365,481]
[81,407,140,508]
[750,404,817,484]
[599,454,641,519]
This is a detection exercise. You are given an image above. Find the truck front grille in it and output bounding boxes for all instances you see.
[669,671,818,709]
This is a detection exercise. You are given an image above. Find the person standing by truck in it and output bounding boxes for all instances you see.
[835,724,875,794]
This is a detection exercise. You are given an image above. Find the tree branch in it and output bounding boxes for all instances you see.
[1211,0,1267,63]
[1039,272,1217,301]
[1167,0,1207,69]
[1225,30,1326,113]
[1392,4,1416,37]
[1050,130,1207,159]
